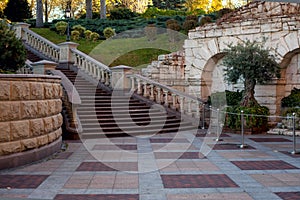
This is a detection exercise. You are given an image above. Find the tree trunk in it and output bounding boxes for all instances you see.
[44,0,48,23]
[36,0,43,27]
[86,0,92,19]
[241,78,259,107]
[100,0,106,19]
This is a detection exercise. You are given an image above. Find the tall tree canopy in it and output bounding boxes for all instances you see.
[4,0,32,22]
[223,39,281,107]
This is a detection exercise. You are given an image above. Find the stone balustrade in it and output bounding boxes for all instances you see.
[128,74,204,123]
[0,74,63,167]
[14,24,60,62]
[71,49,111,86]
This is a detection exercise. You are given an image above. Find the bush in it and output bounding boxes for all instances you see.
[109,8,138,20]
[103,27,115,39]
[182,19,197,33]
[71,30,80,40]
[166,19,179,27]
[0,20,26,72]
[281,107,300,129]
[225,105,269,130]
[208,90,243,107]
[185,15,198,21]
[84,30,92,40]
[281,88,300,107]
[144,24,157,41]
[90,32,100,41]
[199,16,212,26]
[72,24,86,36]
[55,21,68,35]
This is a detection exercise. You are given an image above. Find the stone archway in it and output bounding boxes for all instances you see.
[184,1,300,114]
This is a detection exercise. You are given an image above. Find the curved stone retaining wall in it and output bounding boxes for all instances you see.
[0,74,63,169]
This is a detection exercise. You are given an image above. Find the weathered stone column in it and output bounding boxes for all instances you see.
[58,42,79,70]
[111,65,133,90]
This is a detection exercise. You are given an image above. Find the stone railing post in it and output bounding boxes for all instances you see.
[111,65,133,90]
[12,23,30,41]
[58,42,79,70]
[31,60,58,75]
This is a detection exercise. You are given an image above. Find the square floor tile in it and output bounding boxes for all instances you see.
[195,133,231,138]
[0,175,49,189]
[249,137,291,142]
[76,162,138,171]
[161,174,238,188]
[54,194,139,200]
[154,152,204,159]
[275,192,300,200]
[231,160,299,170]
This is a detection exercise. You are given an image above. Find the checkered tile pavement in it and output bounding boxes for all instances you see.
[0,132,299,200]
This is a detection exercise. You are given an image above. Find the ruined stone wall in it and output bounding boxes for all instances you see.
[0,75,63,156]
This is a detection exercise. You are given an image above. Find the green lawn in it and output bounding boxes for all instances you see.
[30,28,185,68]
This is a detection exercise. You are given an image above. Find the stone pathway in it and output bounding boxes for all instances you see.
[0,131,299,200]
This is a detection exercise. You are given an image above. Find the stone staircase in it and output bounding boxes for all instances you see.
[59,69,196,138]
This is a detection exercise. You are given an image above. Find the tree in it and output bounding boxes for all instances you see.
[0,20,26,72]
[3,0,32,22]
[152,0,186,10]
[36,0,43,27]
[222,39,281,107]
[100,0,106,19]
[86,0,92,19]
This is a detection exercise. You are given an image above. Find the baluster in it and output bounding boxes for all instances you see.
[163,90,169,107]
[156,87,161,104]
[187,99,192,115]
[137,79,142,95]
[172,94,177,109]
[179,97,184,113]
[130,77,135,92]
[150,84,154,100]
[101,70,105,83]
[105,71,110,86]
[143,81,148,97]
[97,67,101,80]
[195,101,200,118]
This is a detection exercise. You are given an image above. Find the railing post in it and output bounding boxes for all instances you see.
[58,42,79,70]
[143,81,149,97]
[171,94,177,109]
[130,77,135,92]
[187,99,192,115]
[179,97,184,113]
[12,23,30,41]
[111,65,132,90]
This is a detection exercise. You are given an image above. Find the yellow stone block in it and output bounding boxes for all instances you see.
[10,120,30,140]
[30,82,44,100]
[0,122,10,142]
[30,118,44,136]
[11,81,30,100]
[21,138,38,150]
[0,102,20,122]
[0,141,22,155]
[43,117,53,133]
[20,101,38,119]
[0,81,10,100]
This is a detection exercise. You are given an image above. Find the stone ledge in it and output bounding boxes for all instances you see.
[0,137,62,170]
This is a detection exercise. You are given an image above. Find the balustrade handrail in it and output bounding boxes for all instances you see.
[23,28,60,51]
[71,48,111,72]
[129,74,204,104]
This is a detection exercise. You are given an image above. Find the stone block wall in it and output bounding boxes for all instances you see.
[0,74,63,156]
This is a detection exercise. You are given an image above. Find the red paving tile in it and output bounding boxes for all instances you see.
[231,160,299,170]
[161,174,239,188]
[154,152,205,159]
[275,192,300,200]
[54,194,139,200]
[249,137,292,142]
[76,162,138,171]
[0,175,49,189]
[212,143,255,150]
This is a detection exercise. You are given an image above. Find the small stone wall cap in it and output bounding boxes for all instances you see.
[111,65,133,70]
[31,60,58,66]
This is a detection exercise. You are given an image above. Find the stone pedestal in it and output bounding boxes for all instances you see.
[12,23,30,40]
[58,42,79,70]
[31,60,58,74]
[111,65,133,90]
